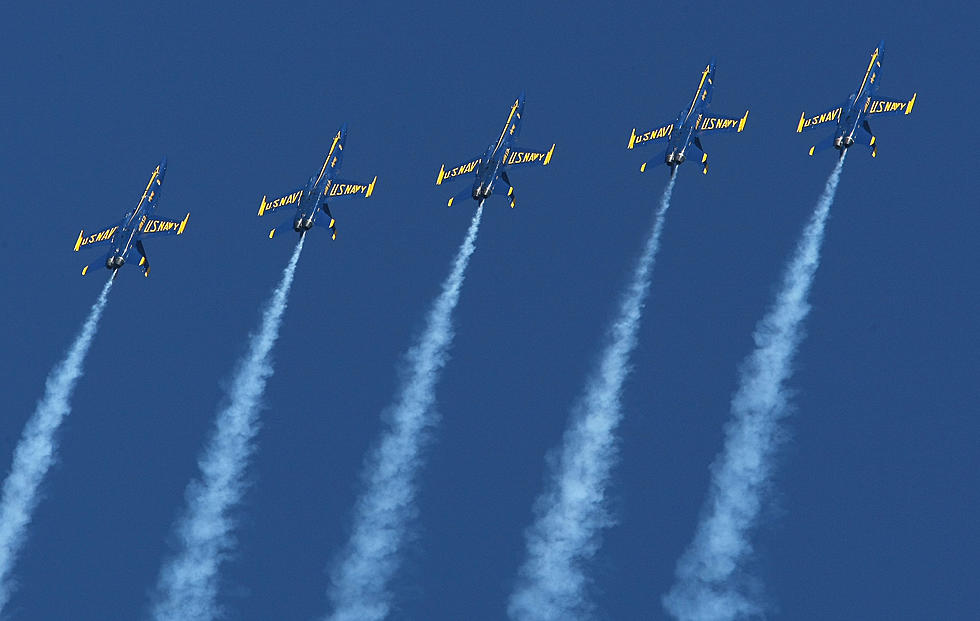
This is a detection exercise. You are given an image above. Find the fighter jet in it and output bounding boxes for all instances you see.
[258,123,377,240]
[435,91,555,208]
[73,157,188,279]
[628,59,748,177]
[796,40,916,159]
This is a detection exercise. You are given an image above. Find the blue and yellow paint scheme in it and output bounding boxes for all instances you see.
[435,90,555,209]
[258,123,377,241]
[74,157,188,279]
[628,58,748,177]
[796,40,916,159]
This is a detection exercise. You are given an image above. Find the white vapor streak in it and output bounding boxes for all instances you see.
[152,238,304,621]
[0,278,113,615]
[664,157,846,621]
[509,179,675,621]
[327,206,484,621]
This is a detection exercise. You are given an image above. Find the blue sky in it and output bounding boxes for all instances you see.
[0,2,976,619]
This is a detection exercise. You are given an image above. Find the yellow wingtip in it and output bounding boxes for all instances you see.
[808,146,816,156]
[139,256,146,266]
[870,135,876,146]
[73,230,84,252]
[701,153,708,163]
[738,110,748,133]
[543,144,555,166]
[258,196,267,216]
[797,111,806,133]
[627,129,636,150]
[269,228,276,239]
[81,265,89,276]
[178,213,189,235]
[447,196,454,207]
[640,162,647,173]
[906,92,916,114]
[366,176,377,198]
[436,165,446,185]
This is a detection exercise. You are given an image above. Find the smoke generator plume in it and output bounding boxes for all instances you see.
[326,206,484,621]
[0,278,113,615]
[664,157,846,621]
[152,238,305,621]
[509,178,675,621]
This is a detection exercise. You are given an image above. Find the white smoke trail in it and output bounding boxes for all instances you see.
[508,178,676,621]
[151,238,305,621]
[326,205,484,621]
[663,157,846,621]
[0,278,113,615]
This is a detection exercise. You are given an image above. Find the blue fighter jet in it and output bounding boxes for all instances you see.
[796,40,916,159]
[435,91,555,208]
[258,123,377,240]
[73,157,188,279]
[628,59,749,178]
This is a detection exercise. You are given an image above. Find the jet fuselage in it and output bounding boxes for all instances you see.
[471,93,526,199]
[105,158,167,272]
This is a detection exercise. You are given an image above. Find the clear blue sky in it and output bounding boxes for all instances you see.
[0,2,976,619]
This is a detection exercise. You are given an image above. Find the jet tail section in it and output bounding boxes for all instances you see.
[135,240,150,277]
[638,149,667,173]
[315,205,338,240]
[81,251,112,276]
[807,134,836,157]
[446,186,474,208]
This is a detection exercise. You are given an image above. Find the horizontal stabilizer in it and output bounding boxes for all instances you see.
[446,186,474,208]
[639,149,667,173]
[807,134,837,157]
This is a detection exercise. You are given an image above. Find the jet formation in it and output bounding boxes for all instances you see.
[74,157,189,279]
[258,123,377,240]
[796,40,917,159]
[435,90,555,208]
[72,41,916,276]
[628,58,749,177]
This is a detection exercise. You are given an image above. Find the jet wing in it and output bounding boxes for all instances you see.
[863,93,916,117]
[696,111,748,134]
[258,188,305,216]
[435,155,482,185]
[137,213,189,238]
[323,176,377,200]
[503,144,555,168]
[796,101,847,133]
[627,122,675,149]
[73,219,124,252]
